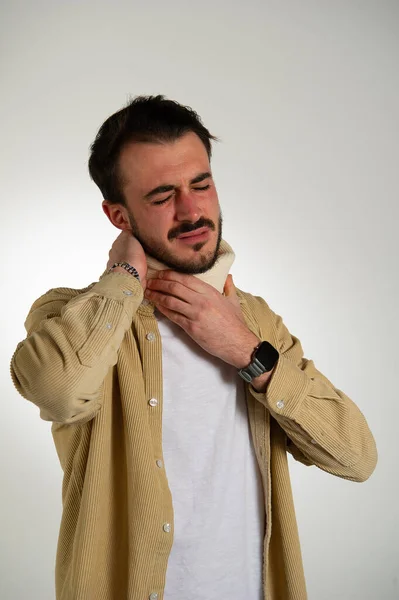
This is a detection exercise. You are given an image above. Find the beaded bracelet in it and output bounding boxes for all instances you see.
[108,262,140,281]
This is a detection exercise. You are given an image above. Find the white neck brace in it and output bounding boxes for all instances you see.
[146,239,235,294]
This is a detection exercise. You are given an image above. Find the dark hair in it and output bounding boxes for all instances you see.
[88,94,218,206]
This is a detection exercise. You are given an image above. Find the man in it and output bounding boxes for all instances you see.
[10,95,377,600]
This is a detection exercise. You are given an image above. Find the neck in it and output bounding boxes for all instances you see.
[146,239,235,294]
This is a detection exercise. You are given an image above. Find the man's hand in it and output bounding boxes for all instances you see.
[106,229,148,289]
[145,270,261,368]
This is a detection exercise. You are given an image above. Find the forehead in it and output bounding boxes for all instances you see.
[119,132,210,195]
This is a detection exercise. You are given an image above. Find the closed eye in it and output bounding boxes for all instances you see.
[153,184,211,206]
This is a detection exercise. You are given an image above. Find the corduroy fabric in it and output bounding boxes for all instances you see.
[10,270,377,600]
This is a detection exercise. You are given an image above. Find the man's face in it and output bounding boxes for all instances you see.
[112,132,222,274]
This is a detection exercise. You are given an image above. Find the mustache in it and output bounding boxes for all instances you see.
[168,218,215,241]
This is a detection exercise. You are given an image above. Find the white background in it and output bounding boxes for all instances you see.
[1,1,398,599]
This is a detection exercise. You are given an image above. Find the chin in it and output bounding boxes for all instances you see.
[173,238,221,274]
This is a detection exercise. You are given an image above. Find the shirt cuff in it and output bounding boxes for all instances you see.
[249,353,312,419]
[90,270,144,303]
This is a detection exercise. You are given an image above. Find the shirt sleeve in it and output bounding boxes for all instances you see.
[10,271,143,425]
[248,298,378,483]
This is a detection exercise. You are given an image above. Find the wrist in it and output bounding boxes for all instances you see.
[232,331,261,369]
[235,333,278,393]
[110,266,130,275]
[250,369,274,393]
[108,262,141,282]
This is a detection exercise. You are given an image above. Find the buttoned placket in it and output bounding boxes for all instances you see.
[238,300,272,600]
[136,301,174,600]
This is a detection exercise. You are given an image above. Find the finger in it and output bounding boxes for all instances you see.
[224,275,239,303]
[224,275,245,320]
[146,278,198,304]
[155,270,211,294]
[223,274,233,296]
[144,287,197,319]
[153,302,192,330]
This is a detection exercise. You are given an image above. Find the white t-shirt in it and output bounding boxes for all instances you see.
[156,308,265,600]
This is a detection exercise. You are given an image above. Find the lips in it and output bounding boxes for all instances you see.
[177,227,209,239]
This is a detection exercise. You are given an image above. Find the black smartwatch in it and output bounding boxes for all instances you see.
[238,341,279,383]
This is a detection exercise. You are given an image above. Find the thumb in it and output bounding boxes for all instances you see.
[223,275,244,322]
[223,274,235,297]
[224,274,241,308]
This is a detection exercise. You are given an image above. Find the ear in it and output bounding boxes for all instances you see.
[102,200,130,230]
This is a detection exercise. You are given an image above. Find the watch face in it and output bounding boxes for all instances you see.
[255,341,279,371]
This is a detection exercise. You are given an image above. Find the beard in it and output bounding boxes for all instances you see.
[127,211,224,275]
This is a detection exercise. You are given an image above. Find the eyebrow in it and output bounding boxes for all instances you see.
[143,171,212,200]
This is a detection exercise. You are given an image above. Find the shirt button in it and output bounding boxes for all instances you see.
[149,594,158,600]
[105,323,112,329]
[142,298,150,306]
[156,459,163,468]
[146,332,156,341]
[311,439,317,445]
[276,400,285,409]
[163,523,171,533]
[123,290,133,296]
[148,398,158,407]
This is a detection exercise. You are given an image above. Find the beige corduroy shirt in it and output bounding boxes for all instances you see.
[10,240,377,600]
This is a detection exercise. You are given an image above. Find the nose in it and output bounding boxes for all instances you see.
[174,191,200,223]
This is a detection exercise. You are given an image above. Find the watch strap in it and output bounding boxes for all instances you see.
[238,340,279,383]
